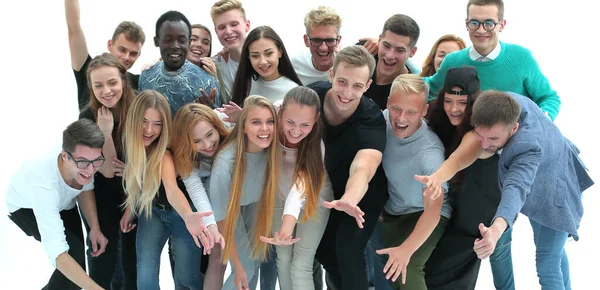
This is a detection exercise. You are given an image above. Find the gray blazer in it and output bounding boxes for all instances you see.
[494,93,593,240]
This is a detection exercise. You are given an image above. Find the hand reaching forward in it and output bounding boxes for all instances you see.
[323,199,365,228]
[260,231,300,246]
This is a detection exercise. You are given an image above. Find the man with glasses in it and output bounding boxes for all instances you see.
[6,119,107,290]
[292,6,342,86]
[424,0,561,120]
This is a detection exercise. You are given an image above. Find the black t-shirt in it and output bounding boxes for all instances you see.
[74,54,140,111]
[79,108,126,206]
[155,175,191,209]
[307,81,388,204]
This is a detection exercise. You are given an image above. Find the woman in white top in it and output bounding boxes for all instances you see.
[230,25,303,106]
[260,86,333,290]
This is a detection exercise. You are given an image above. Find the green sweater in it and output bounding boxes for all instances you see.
[424,42,561,120]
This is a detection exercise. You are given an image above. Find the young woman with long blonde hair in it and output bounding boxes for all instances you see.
[120,90,213,290]
[209,95,280,290]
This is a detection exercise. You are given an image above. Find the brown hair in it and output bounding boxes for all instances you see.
[471,90,520,128]
[420,34,467,77]
[112,21,146,45]
[467,0,505,20]
[332,45,376,79]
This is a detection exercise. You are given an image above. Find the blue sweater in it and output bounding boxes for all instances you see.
[424,42,561,120]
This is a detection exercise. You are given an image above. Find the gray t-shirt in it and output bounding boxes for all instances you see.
[382,110,452,218]
[209,143,268,222]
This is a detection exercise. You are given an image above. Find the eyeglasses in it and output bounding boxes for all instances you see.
[466,19,500,32]
[307,36,339,48]
[66,151,105,169]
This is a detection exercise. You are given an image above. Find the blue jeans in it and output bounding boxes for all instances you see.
[490,228,515,290]
[366,219,393,290]
[136,205,203,290]
[530,219,570,290]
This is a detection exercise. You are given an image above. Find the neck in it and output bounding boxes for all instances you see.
[324,89,354,125]
[58,154,82,189]
[376,62,408,85]
[229,47,243,62]
[312,57,331,72]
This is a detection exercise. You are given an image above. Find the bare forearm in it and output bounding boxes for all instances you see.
[165,188,194,218]
[342,167,371,205]
[56,252,102,290]
[77,191,99,229]
[64,0,81,28]
[400,208,441,253]
[280,214,297,236]
[98,135,117,178]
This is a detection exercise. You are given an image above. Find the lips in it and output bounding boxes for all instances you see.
[395,123,408,131]
[190,49,203,57]
[202,143,215,154]
[258,134,270,140]
[337,94,352,104]
[79,172,92,181]
[382,58,397,68]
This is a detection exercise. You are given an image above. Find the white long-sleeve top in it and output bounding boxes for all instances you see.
[182,158,216,227]
[278,142,334,220]
[5,152,94,267]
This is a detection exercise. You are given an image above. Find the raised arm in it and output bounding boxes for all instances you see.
[65,0,89,71]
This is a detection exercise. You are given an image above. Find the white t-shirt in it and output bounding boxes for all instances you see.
[249,76,299,103]
[5,152,95,267]
[213,57,240,98]
[291,50,330,86]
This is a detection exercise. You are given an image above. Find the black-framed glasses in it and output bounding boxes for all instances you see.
[466,19,500,32]
[66,151,105,169]
[307,36,339,48]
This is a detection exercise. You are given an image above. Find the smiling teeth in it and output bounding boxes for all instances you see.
[144,134,153,138]
[258,135,269,139]
[290,132,301,138]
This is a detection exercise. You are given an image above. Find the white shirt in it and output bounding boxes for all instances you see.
[6,152,94,267]
[213,57,239,97]
[291,50,330,86]
[249,76,299,103]
[469,42,502,62]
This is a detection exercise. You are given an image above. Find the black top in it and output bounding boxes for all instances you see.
[155,175,191,209]
[79,108,126,206]
[307,81,388,203]
[74,54,139,111]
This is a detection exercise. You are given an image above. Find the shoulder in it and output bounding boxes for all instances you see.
[78,107,95,121]
[357,97,386,126]
[307,81,332,97]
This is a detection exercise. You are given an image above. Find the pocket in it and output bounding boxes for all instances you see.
[553,176,567,207]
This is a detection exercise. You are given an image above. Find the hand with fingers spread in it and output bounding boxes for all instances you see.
[414,174,444,200]
[359,37,379,55]
[120,207,136,233]
[376,245,412,284]
[216,101,242,123]
[113,157,125,177]
[97,106,114,136]
[201,57,217,77]
[474,223,500,260]
[196,87,217,108]
[88,228,108,257]
[260,231,300,246]
[323,199,365,228]
[183,211,214,249]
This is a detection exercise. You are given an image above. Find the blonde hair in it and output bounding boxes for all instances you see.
[170,103,230,178]
[420,34,467,77]
[123,90,172,218]
[211,0,246,22]
[390,74,429,106]
[304,6,342,35]
[219,95,279,263]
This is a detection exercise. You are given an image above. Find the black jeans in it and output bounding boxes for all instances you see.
[316,190,388,290]
[82,198,137,290]
[9,207,85,290]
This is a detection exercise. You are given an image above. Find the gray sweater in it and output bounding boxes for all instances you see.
[382,111,452,218]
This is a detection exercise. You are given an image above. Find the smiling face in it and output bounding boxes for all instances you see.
[443,91,468,126]
[474,123,517,153]
[249,37,282,81]
[377,31,416,79]
[467,4,505,56]
[192,120,220,157]
[62,145,103,187]
[213,9,250,50]
[244,106,275,153]
[89,66,123,109]
[328,62,372,113]
[156,20,190,71]
[434,41,462,71]
[304,24,339,72]
[280,102,318,146]
[387,91,427,139]
[188,27,211,65]
[142,108,163,148]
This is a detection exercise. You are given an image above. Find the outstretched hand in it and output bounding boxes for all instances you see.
[414,175,444,200]
[323,199,365,228]
[260,231,300,246]
[184,211,214,249]
[216,101,242,123]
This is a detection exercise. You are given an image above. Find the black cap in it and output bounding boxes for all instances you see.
[443,66,480,95]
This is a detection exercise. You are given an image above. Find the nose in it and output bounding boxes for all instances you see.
[202,139,211,149]
[143,123,151,134]
[102,84,111,95]
[477,24,487,33]
[224,25,232,35]
[318,40,328,50]
[451,103,459,113]
[261,122,268,131]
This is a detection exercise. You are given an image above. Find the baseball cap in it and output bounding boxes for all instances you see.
[443,66,480,95]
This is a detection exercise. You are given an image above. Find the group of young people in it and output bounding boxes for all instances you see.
[5,0,593,290]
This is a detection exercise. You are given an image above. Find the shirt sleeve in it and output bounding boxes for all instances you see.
[208,154,233,222]
[31,186,70,268]
[74,55,92,111]
[494,140,543,228]
[183,166,216,227]
[356,107,387,153]
[419,146,449,192]
[282,180,307,220]
[522,52,561,120]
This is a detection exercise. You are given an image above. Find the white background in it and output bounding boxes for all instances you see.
[0,0,598,289]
